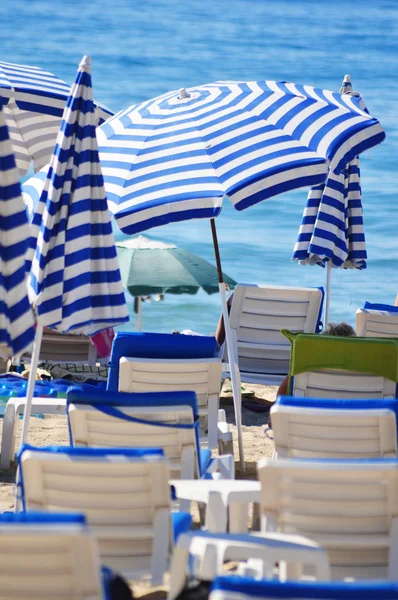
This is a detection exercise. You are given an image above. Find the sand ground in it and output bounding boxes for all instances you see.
[0,381,277,596]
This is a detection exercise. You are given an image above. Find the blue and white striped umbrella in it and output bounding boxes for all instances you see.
[0,60,113,176]
[28,55,129,335]
[0,106,35,358]
[292,156,366,269]
[94,80,384,235]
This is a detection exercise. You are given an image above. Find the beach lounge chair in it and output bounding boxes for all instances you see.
[257,458,398,580]
[0,512,106,599]
[209,576,398,600]
[222,284,324,386]
[168,531,330,599]
[21,327,98,366]
[282,330,398,398]
[108,331,232,452]
[17,445,192,585]
[271,397,398,459]
[356,303,398,338]
[66,387,234,481]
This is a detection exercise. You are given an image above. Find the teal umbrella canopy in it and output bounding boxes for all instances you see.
[116,236,236,297]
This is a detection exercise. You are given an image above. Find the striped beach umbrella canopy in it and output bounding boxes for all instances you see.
[292,156,366,270]
[21,55,129,449]
[95,79,384,234]
[28,55,128,335]
[0,106,35,358]
[292,76,370,323]
[0,60,113,176]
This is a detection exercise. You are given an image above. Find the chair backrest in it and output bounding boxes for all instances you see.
[18,446,171,577]
[257,458,398,577]
[292,369,396,399]
[66,388,203,478]
[226,284,323,376]
[0,512,103,599]
[209,576,398,600]
[356,308,398,338]
[271,398,398,458]
[107,332,219,391]
[119,357,222,411]
[23,328,97,365]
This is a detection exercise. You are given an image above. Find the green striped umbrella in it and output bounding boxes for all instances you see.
[116,235,236,330]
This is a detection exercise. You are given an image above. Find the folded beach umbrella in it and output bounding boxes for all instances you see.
[0,107,35,359]
[0,60,113,176]
[292,76,369,323]
[20,55,129,448]
[117,235,236,330]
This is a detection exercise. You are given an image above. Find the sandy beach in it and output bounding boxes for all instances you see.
[0,381,277,512]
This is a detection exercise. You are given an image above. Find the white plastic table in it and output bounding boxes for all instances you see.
[170,479,261,533]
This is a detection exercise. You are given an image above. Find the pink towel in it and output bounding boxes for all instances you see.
[90,328,115,358]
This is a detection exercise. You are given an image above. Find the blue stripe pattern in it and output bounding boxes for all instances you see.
[92,80,384,235]
[0,106,35,357]
[292,157,366,269]
[28,56,129,335]
[0,60,113,177]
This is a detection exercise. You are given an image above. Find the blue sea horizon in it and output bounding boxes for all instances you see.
[2,0,397,334]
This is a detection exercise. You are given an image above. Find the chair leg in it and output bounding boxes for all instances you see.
[151,509,170,586]
[1,401,18,469]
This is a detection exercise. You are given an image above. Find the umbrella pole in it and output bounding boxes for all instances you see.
[210,218,245,472]
[325,261,332,325]
[19,324,43,450]
[137,297,142,331]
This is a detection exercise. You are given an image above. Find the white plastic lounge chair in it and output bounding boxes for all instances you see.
[222,284,324,386]
[66,388,234,481]
[168,531,330,599]
[21,327,98,365]
[18,446,192,585]
[209,576,398,600]
[284,331,398,399]
[0,396,66,469]
[271,398,398,459]
[292,369,396,399]
[257,458,398,580]
[107,331,232,453]
[356,308,398,338]
[0,512,105,599]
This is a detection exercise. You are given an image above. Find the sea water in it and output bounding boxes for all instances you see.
[1,0,397,334]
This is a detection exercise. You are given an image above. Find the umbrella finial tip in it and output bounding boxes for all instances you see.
[343,74,351,83]
[79,55,92,71]
[178,88,189,100]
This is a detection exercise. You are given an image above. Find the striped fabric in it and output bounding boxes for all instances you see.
[0,106,35,358]
[28,56,129,335]
[0,60,113,176]
[94,80,385,235]
[292,157,366,269]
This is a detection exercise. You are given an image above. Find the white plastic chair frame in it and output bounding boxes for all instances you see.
[222,284,323,386]
[292,369,396,399]
[257,458,398,580]
[271,405,398,459]
[168,531,330,600]
[356,308,398,338]
[118,356,232,452]
[0,520,104,599]
[18,448,175,585]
